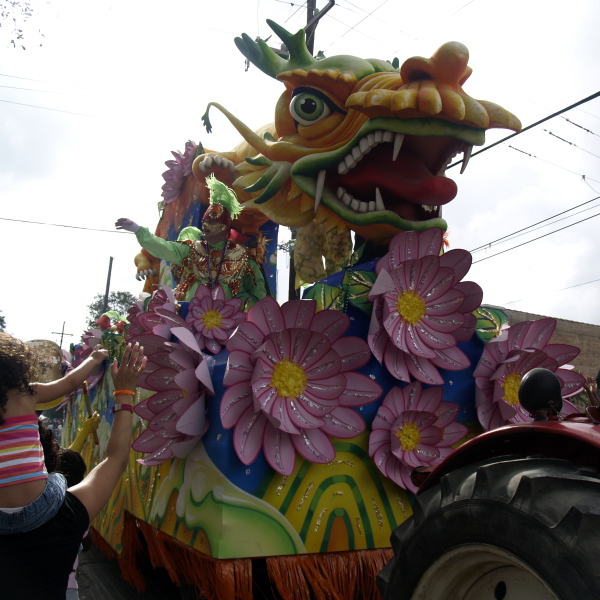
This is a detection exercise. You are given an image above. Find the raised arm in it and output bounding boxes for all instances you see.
[33,346,108,407]
[115,218,191,266]
[68,342,146,521]
[68,412,101,453]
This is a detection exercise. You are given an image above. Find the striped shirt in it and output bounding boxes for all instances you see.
[0,414,48,488]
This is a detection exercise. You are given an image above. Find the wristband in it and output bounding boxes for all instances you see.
[114,390,135,397]
[112,404,133,414]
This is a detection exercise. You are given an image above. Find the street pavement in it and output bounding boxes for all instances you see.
[77,542,182,599]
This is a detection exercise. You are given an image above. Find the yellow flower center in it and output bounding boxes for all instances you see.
[502,372,522,405]
[270,360,308,398]
[201,309,223,331]
[397,291,426,325]
[396,422,421,452]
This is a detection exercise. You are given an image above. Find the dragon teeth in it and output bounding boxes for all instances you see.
[460,144,473,174]
[314,170,326,213]
[393,133,404,161]
[375,187,385,211]
[335,186,387,214]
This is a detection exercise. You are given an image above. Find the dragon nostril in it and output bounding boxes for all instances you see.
[405,69,432,82]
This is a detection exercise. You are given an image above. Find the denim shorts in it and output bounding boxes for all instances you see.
[0,472,67,534]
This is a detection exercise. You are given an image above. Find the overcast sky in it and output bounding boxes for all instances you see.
[1,0,599,347]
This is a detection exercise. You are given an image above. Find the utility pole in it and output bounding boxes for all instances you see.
[102,256,114,314]
[52,322,73,349]
[305,0,335,56]
[287,1,336,300]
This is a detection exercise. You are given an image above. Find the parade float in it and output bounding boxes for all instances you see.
[61,19,593,600]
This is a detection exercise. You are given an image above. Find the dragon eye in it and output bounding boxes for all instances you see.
[290,92,333,126]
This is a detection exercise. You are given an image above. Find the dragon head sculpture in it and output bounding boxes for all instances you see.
[198,20,521,284]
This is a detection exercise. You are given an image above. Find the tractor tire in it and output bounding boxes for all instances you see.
[377,455,600,600]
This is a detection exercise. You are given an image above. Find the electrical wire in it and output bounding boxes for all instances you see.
[0,98,96,117]
[0,72,89,90]
[471,201,600,254]
[0,84,91,97]
[323,0,389,51]
[472,211,600,264]
[470,196,600,253]
[447,90,600,170]
[502,276,600,306]
[507,145,600,185]
[0,217,128,234]
[561,116,600,138]
[542,129,600,160]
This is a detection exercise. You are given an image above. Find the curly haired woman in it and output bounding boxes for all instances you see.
[0,333,146,599]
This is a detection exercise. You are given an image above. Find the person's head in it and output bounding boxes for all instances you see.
[58,448,87,487]
[201,174,243,245]
[0,333,39,425]
[38,417,61,473]
[202,209,231,244]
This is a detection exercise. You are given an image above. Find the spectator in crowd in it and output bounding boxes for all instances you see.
[0,333,146,599]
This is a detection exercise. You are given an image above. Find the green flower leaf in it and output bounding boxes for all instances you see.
[474,305,508,344]
[303,283,344,312]
[343,270,376,315]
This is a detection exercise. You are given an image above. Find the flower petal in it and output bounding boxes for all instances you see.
[247,296,285,336]
[338,372,382,406]
[233,405,268,465]
[263,426,296,475]
[310,309,349,343]
[321,406,366,439]
[282,299,316,329]
[291,428,335,464]
[221,382,253,428]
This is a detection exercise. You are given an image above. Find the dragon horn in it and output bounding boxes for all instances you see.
[234,20,315,79]
[202,102,322,162]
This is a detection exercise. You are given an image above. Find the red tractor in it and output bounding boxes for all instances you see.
[378,368,600,599]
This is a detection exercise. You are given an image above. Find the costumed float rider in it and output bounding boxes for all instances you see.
[116,174,267,308]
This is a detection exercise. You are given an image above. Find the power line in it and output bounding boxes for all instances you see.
[335,0,411,37]
[502,277,600,307]
[391,0,478,55]
[562,116,600,138]
[470,200,600,254]
[472,211,600,264]
[447,90,600,170]
[323,0,389,51]
[542,129,600,160]
[0,84,91,97]
[0,98,96,117]
[470,196,600,253]
[0,72,89,90]
[507,145,600,185]
[0,217,127,234]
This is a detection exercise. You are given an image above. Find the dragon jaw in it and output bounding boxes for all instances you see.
[290,117,484,243]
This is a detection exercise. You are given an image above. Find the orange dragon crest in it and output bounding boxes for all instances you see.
[136,20,520,288]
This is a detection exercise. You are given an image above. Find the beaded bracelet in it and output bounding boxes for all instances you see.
[114,390,135,397]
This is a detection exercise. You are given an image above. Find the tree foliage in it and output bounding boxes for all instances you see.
[0,311,5,331]
[0,1,42,49]
[86,291,137,328]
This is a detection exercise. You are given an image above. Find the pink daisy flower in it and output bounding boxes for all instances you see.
[474,317,585,430]
[185,284,245,354]
[369,381,467,493]
[127,291,213,465]
[161,141,197,205]
[368,229,482,385]
[221,297,382,475]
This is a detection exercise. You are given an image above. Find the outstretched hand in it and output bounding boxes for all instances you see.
[82,412,101,434]
[584,375,598,394]
[91,345,109,363]
[111,342,146,393]
[115,218,141,234]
